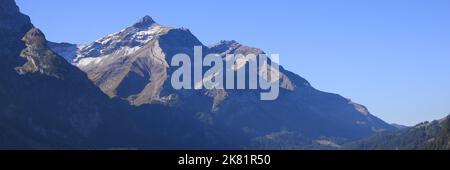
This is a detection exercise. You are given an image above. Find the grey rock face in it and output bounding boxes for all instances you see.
[16,28,70,78]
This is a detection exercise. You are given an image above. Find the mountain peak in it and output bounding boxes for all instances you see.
[132,15,156,28]
[23,27,46,45]
[219,40,239,46]
[208,40,242,53]
[209,40,240,49]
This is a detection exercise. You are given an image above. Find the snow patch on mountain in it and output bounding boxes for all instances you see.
[73,23,167,67]
[49,16,171,69]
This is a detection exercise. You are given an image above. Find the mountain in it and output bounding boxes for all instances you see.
[391,123,409,130]
[346,114,450,150]
[50,16,397,148]
[47,42,80,62]
[0,0,235,149]
[0,0,124,148]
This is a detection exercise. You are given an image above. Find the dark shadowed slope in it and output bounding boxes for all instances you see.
[346,114,450,150]
[0,0,235,149]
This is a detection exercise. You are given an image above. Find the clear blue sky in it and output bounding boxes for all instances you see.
[16,0,450,126]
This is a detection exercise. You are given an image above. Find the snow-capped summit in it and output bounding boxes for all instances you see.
[48,15,168,65]
[67,16,172,68]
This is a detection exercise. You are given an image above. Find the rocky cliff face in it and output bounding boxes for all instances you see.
[49,16,397,148]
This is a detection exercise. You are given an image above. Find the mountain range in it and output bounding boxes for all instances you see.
[0,0,415,149]
[347,114,450,150]
[0,0,235,149]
